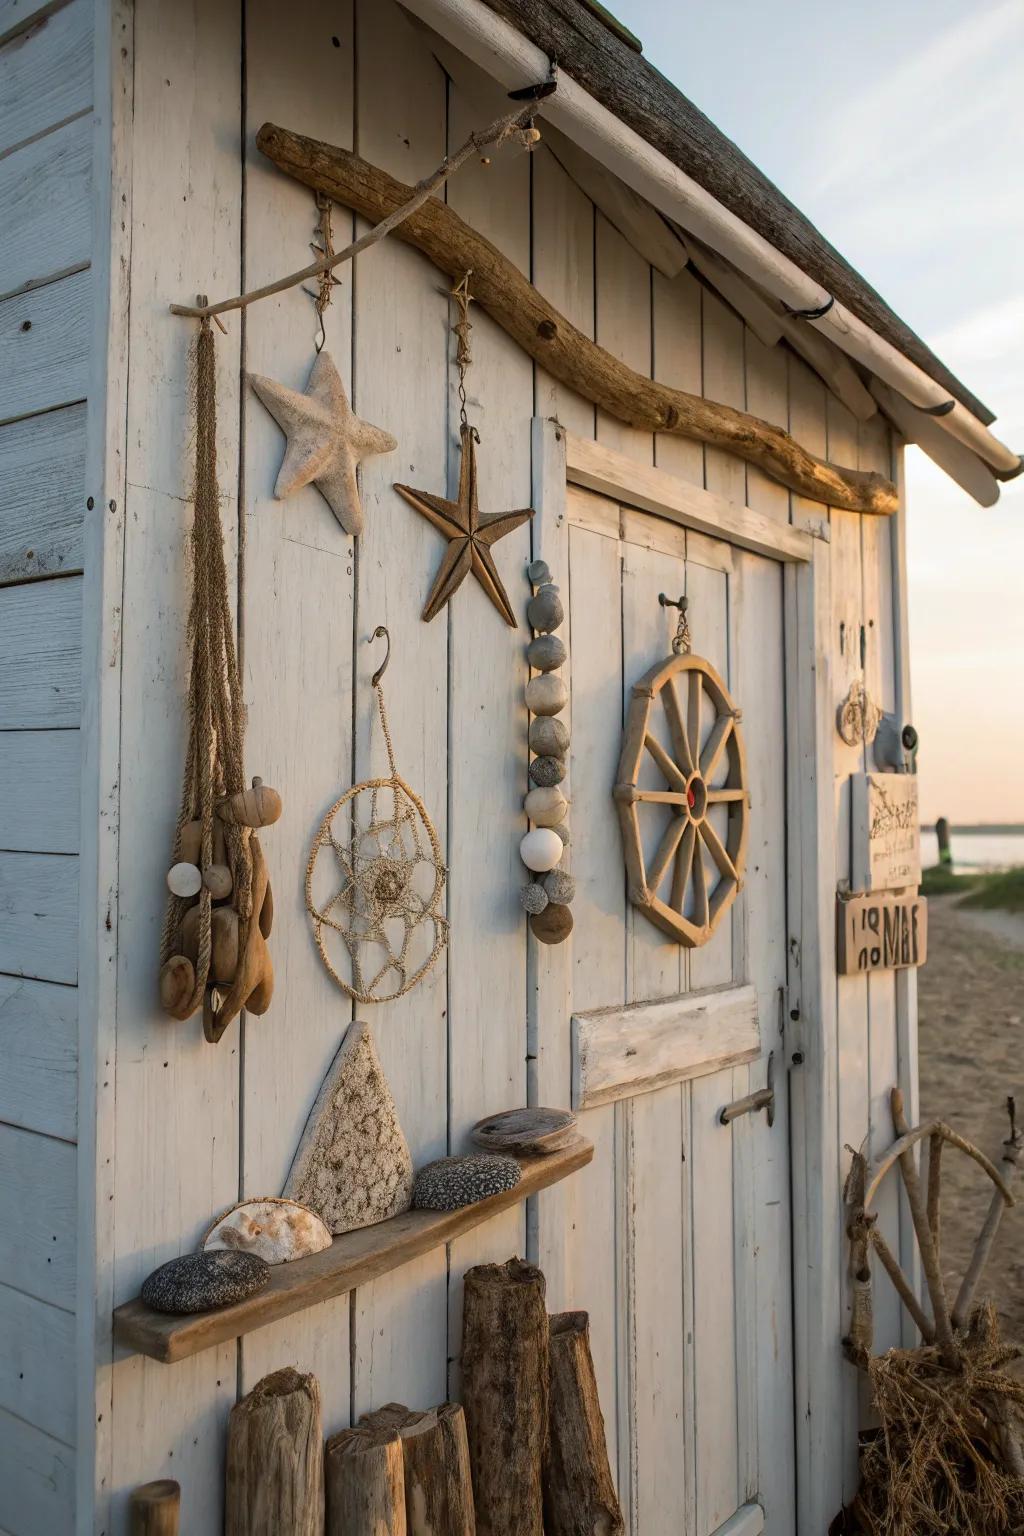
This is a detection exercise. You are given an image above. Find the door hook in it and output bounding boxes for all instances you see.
[719,1053,775,1127]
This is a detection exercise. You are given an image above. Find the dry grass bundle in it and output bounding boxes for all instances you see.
[854,1306,1024,1536]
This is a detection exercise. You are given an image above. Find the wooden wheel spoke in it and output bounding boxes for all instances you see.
[646,814,687,896]
[699,714,733,781]
[644,732,688,793]
[691,837,709,928]
[633,789,688,806]
[670,822,696,914]
[706,787,746,803]
[687,671,703,767]
[663,678,694,776]
[699,818,737,882]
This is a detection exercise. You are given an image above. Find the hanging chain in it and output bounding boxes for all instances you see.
[659,593,692,654]
[308,192,340,352]
[451,271,474,431]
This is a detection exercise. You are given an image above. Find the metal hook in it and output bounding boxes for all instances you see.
[659,593,687,613]
[369,625,391,687]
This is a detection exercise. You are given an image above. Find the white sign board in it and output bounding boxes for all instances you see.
[851,772,920,893]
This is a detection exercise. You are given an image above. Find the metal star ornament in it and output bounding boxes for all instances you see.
[248,350,397,537]
[394,424,535,625]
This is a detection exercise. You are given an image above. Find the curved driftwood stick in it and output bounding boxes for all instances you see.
[864,1119,1014,1212]
[890,1088,957,1364]
[869,1226,935,1343]
[256,123,898,517]
[953,1124,1023,1329]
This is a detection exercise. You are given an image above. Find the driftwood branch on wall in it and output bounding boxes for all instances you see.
[257,123,898,516]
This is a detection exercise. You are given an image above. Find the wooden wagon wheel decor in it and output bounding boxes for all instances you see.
[614,596,749,947]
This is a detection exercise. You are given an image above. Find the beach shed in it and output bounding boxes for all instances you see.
[0,1,1019,1533]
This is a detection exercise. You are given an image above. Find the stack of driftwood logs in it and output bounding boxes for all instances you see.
[128,1258,621,1536]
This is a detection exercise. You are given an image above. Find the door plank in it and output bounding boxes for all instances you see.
[0,974,77,1139]
[0,576,81,728]
[0,729,80,852]
[0,1121,75,1307]
[0,0,91,157]
[0,266,90,424]
[0,404,85,587]
[0,113,91,302]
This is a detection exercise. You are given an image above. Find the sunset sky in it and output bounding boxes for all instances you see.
[616,0,1024,823]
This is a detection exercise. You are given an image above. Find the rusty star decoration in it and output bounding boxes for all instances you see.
[248,350,397,537]
[394,424,535,625]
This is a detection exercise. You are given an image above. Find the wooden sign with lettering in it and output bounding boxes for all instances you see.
[837,892,927,975]
[852,772,920,892]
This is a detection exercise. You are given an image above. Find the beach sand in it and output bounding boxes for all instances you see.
[918,894,1024,1343]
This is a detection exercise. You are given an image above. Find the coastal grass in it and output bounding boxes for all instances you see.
[920,865,1024,912]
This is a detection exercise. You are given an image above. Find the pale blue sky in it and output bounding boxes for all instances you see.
[615,0,1024,821]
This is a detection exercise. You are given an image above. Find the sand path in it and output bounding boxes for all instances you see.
[918,895,1024,1342]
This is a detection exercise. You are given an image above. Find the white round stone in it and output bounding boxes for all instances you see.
[167,861,202,898]
[520,827,564,872]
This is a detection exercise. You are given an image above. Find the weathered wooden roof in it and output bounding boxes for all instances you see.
[479,0,995,425]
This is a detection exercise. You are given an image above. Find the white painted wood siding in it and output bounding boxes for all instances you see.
[86,4,910,1534]
[0,4,92,1532]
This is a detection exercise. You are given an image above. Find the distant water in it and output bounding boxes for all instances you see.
[920,827,1024,872]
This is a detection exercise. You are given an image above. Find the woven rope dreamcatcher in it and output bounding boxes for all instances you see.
[305,628,448,1003]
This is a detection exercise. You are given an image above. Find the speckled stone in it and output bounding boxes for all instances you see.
[413,1154,522,1211]
[530,754,566,788]
[552,821,570,847]
[520,882,549,915]
[542,869,576,906]
[526,584,564,634]
[529,716,569,757]
[140,1250,270,1315]
[527,633,566,673]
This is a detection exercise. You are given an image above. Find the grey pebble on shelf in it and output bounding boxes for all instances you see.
[140,1250,270,1315]
[412,1154,522,1212]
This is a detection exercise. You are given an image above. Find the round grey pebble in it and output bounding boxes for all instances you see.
[527,634,567,672]
[520,882,549,915]
[543,868,576,906]
[530,754,566,788]
[526,558,551,585]
[141,1250,270,1315]
[413,1154,522,1212]
[552,821,570,847]
[526,585,564,634]
[530,716,570,757]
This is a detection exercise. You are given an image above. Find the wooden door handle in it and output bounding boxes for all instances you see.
[719,1053,775,1127]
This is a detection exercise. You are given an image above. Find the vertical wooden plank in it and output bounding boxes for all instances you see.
[443,69,532,1395]
[619,539,687,1535]
[350,0,448,1418]
[827,393,872,1484]
[532,143,595,440]
[652,266,703,488]
[595,213,652,466]
[739,333,795,1528]
[859,410,902,1357]
[786,353,847,1532]
[107,2,242,1530]
[238,0,356,1430]
[701,289,746,508]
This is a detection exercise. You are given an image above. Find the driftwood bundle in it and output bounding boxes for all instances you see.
[846,1091,1024,1534]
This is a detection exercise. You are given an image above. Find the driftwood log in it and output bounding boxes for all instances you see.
[256,123,897,517]
[130,1481,180,1536]
[225,1367,324,1536]
[461,1258,549,1536]
[326,1424,407,1536]
[544,1312,624,1536]
[361,1402,476,1535]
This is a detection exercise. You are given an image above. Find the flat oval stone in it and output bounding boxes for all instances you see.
[529,716,569,757]
[140,1250,270,1315]
[527,634,567,672]
[530,754,566,787]
[530,902,574,945]
[413,1154,522,1211]
[525,675,568,716]
[526,586,564,634]
[526,558,551,585]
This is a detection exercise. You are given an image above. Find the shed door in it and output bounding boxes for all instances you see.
[559,485,794,1536]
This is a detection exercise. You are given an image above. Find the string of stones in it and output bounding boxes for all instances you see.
[519,560,575,945]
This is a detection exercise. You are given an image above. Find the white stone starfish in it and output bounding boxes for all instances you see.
[248,350,397,537]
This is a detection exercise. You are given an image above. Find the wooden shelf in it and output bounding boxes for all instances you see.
[113,1139,594,1363]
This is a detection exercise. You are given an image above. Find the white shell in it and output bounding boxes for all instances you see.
[520,827,564,872]
[525,675,568,716]
[201,1197,332,1265]
[524,786,568,827]
[167,861,202,898]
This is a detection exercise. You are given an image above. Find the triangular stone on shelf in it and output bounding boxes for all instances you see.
[283,1021,414,1235]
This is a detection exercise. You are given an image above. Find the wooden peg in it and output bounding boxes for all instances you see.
[203,863,233,900]
[217,778,283,828]
[179,820,203,866]
[159,955,196,1017]
[130,1480,181,1536]
[181,905,240,985]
